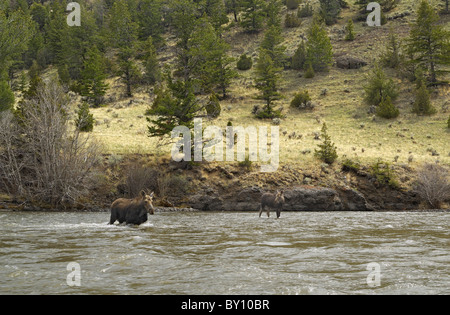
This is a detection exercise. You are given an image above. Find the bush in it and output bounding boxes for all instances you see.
[314,122,338,164]
[380,30,403,69]
[370,161,400,189]
[414,164,450,209]
[0,80,15,113]
[238,155,253,171]
[291,41,307,70]
[306,16,334,72]
[345,19,355,41]
[205,93,221,118]
[124,163,160,198]
[285,12,301,28]
[157,173,190,198]
[342,159,360,173]
[255,107,283,119]
[237,54,253,70]
[447,115,450,128]
[297,3,313,18]
[290,90,313,109]
[364,64,398,106]
[304,63,315,78]
[412,81,436,115]
[0,79,100,207]
[286,0,300,10]
[75,103,95,132]
[376,96,399,119]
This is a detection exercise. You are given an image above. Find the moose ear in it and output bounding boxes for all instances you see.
[140,190,146,198]
[150,191,154,198]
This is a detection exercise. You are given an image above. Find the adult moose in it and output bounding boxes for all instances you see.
[109,190,155,225]
[259,190,285,219]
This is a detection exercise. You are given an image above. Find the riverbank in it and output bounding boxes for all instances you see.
[1,154,448,212]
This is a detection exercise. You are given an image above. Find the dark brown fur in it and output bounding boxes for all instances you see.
[109,191,155,225]
[259,191,285,218]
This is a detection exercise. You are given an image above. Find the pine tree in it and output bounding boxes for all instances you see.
[18,71,28,93]
[58,64,71,87]
[319,0,341,26]
[45,0,69,66]
[226,0,242,22]
[169,0,198,51]
[188,18,236,98]
[304,62,315,78]
[265,0,282,29]
[291,40,307,70]
[79,47,109,107]
[260,25,286,68]
[143,36,161,86]
[118,48,141,98]
[315,122,338,164]
[0,80,15,113]
[215,51,237,99]
[363,64,398,106]
[170,0,199,82]
[23,60,42,100]
[147,73,202,137]
[137,0,164,44]
[205,92,221,118]
[108,0,139,49]
[443,0,449,14]
[355,0,396,21]
[237,54,253,70]
[381,29,403,69]
[75,103,95,132]
[376,96,399,119]
[407,0,450,84]
[0,8,35,72]
[254,50,283,118]
[62,4,100,81]
[203,0,229,32]
[412,79,436,115]
[240,0,265,33]
[306,16,334,72]
[345,19,355,41]
[108,0,139,97]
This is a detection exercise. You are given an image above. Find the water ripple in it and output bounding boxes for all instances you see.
[0,211,448,294]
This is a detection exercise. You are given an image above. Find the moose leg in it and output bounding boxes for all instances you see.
[276,208,281,219]
[109,210,116,225]
[267,208,270,218]
[259,205,264,217]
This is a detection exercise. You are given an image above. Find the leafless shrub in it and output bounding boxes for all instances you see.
[157,173,190,198]
[124,163,190,201]
[0,79,100,207]
[414,163,450,209]
[125,163,160,198]
[0,111,25,196]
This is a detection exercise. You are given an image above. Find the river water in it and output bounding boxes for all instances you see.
[0,211,448,295]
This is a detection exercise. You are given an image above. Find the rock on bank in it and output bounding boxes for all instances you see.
[188,186,373,211]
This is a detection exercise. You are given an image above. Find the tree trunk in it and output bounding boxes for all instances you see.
[126,68,132,97]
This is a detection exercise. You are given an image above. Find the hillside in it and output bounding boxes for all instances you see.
[85,0,450,167]
[1,0,449,210]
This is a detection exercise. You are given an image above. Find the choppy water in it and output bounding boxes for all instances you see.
[0,211,448,295]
